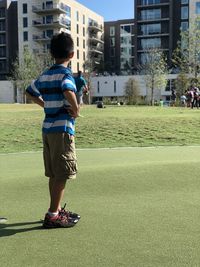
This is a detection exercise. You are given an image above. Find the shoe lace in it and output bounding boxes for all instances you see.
[60,203,70,218]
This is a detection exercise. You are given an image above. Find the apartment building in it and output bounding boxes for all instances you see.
[17,0,104,73]
[134,0,190,66]
[0,0,18,80]
[104,19,135,75]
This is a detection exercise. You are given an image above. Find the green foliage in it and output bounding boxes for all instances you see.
[124,78,141,105]
[140,48,168,105]
[174,72,190,98]
[173,16,200,79]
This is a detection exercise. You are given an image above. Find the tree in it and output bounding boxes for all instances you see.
[174,72,190,101]
[10,47,52,103]
[172,17,200,80]
[124,78,140,105]
[140,48,168,105]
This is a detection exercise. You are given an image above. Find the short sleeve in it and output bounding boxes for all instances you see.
[26,79,41,97]
[61,74,77,93]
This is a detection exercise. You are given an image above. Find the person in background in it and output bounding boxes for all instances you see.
[74,71,88,107]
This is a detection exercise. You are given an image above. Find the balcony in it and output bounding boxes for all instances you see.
[88,22,103,32]
[33,34,52,42]
[32,3,68,15]
[89,48,103,55]
[89,36,104,44]
[137,32,169,38]
[137,0,169,8]
[137,16,169,23]
[33,18,71,30]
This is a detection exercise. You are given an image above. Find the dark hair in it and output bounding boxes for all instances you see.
[50,32,74,59]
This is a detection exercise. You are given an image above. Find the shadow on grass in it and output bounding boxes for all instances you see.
[0,221,43,237]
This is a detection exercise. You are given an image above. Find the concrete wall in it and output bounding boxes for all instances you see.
[90,74,177,102]
[0,81,24,103]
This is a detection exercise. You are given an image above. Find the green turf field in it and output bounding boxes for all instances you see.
[1,104,200,153]
[1,146,200,267]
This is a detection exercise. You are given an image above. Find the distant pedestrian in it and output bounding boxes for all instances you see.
[74,71,88,107]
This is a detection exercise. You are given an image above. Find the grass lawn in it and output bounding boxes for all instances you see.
[1,104,200,153]
[1,147,200,267]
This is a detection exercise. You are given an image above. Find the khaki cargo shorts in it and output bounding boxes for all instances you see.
[42,132,77,181]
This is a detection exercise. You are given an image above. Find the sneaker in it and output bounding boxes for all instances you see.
[0,217,7,223]
[42,213,77,229]
[59,203,81,221]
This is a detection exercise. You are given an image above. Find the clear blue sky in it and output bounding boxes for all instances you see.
[76,0,134,21]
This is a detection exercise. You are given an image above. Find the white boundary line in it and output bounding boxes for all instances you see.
[1,145,200,156]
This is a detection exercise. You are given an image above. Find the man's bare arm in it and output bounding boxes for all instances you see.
[25,92,44,108]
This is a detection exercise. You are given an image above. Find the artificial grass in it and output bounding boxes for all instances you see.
[1,104,200,153]
[1,146,200,267]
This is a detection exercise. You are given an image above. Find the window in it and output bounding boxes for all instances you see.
[181,6,188,19]
[141,0,160,5]
[97,81,100,93]
[181,21,188,31]
[141,23,161,35]
[76,11,79,21]
[0,21,5,31]
[110,26,115,36]
[76,24,79,34]
[0,8,5,18]
[46,15,53,24]
[0,60,6,71]
[23,31,28,41]
[110,37,115,47]
[77,37,79,47]
[120,25,131,35]
[0,34,5,44]
[83,51,85,60]
[114,81,116,93]
[181,0,188,4]
[46,30,53,38]
[140,9,161,20]
[110,48,115,57]
[77,62,79,72]
[141,38,161,49]
[23,3,27,14]
[0,47,6,57]
[23,17,28,28]
[77,50,79,59]
[83,27,85,37]
[65,6,71,17]
[83,39,85,49]
[196,2,200,14]
[83,15,85,24]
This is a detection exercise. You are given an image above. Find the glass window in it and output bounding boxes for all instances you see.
[23,17,28,28]
[110,26,115,36]
[23,31,28,41]
[77,37,79,47]
[110,37,115,47]
[65,5,71,17]
[181,21,188,31]
[0,60,6,71]
[77,50,79,59]
[181,6,188,19]
[196,2,200,14]
[114,81,116,93]
[0,21,5,31]
[181,0,188,4]
[110,48,115,57]
[141,0,160,5]
[83,39,85,49]
[83,27,85,36]
[141,23,161,35]
[23,3,27,14]
[141,9,161,20]
[76,11,79,21]
[0,34,5,44]
[141,38,161,49]
[46,30,53,38]
[83,15,85,24]
[77,24,79,34]
[0,47,6,57]
[0,8,5,18]
[120,25,131,35]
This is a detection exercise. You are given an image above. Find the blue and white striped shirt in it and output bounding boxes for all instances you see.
[26,64,77,135]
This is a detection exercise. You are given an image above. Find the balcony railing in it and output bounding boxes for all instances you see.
[33,18,71,30]
[137,0,169,7]
[88,22,103,32]
[32,3,69,15]
[33,34,52,42]
[89,36,104,44]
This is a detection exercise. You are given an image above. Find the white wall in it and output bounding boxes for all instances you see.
[0,81,15,103]
[91,74,178,101]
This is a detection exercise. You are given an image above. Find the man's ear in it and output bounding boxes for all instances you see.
[69,51,74,59]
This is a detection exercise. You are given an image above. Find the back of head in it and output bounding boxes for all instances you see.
[50,32,74,59]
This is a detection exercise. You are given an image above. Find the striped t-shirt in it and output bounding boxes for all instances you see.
[26,64,77,135]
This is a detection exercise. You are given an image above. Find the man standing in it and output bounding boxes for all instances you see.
[74,71,88,106]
